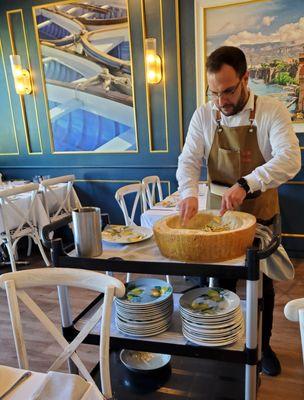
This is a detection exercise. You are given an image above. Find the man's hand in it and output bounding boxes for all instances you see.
[179,197,198,226]
[220,183,247,216]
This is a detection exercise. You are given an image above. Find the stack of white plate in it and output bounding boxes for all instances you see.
[115,278,173,337]
[179,287,244,347]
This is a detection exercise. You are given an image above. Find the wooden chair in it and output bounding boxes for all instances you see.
[114,183,147,282]
[142,176,163,209]
[114,183,146,226]
[0,183,50,271]
[284,298,304,365]
[0,268,125,399]
[40,175,77,223]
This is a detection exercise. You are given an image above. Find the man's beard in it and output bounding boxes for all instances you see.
[219,85,249,116]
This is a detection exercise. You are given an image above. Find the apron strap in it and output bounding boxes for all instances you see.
[215,94,258,134]
[249,95,258,133]
[216,110,223,133]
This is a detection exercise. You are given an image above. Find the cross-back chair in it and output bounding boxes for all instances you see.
[0,183,50,271]
[40,175,76,223]
[284,298,304,365]
[142,176,163,209]
[114,183,147,282]
[114,183,146,226]
[0,268,125,399]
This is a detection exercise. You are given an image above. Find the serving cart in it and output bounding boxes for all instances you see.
[42,214,281,400]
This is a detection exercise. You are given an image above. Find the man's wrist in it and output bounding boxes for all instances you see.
[237,178,250,193]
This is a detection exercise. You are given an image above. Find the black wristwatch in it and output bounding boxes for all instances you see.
[237,178,250,193]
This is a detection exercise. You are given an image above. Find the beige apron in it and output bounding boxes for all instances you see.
[208,95,279,220]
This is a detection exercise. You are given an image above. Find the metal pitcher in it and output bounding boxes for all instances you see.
[72,207,102,257]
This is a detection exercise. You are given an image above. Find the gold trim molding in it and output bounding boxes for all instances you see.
[6,9,43,155]
[141,0,169,153]
[0,39,19,156]
[32,0,139,155]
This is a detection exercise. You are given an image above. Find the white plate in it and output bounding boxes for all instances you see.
[183,329,243,347]
[152,196,179,211]
[117,323,171,337]
[118,278,173,306]
[102,225,153,244]
[120,350,171,372]
[180,287,240,317]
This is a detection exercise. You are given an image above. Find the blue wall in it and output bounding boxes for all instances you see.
[0,0,303,254]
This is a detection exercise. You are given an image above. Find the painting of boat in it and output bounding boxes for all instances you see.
[204,0,304,123]
[34,0,137,153]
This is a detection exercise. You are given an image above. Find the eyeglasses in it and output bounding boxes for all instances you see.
[206,79,242,100]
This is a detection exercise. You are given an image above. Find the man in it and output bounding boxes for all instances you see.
[176,46,301,376]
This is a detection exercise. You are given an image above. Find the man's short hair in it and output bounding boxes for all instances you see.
[206,46,247,77]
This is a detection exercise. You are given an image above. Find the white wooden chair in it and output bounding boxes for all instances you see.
[142,176,163,209]
[40,175,76,223]
[114,183,147,282]
[0,268,125,400]
[0,183,50,272]
[284,298,304,365]
[114,183,146,226]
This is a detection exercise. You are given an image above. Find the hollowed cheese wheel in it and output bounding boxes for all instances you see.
[153,210,256,262]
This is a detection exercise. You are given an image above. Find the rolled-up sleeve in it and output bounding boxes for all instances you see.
[244,101,301,192]
[176,108,205,199]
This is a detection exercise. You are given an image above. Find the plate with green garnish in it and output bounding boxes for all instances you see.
[117,278,173,306]
[102,225,153,244]
[179,287,240,317]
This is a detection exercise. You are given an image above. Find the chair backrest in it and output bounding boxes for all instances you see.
[142,176,163,209]
[284,298,304,365]
[0,183,39,240]
[0,268,125,399]
[41,175,75,222]
[114,183,146,225]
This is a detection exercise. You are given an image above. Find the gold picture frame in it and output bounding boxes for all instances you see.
[32,0,139,153]
[195,0,304,132]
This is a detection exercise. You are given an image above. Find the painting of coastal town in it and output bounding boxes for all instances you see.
[34,0,137,152]
[205,0,304,123]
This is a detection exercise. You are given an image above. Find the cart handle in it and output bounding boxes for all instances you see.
[257,213,281,260]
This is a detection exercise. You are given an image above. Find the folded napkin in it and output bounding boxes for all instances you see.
[0,365,28,397]
[30,371,91,400]
[256,224,294,281]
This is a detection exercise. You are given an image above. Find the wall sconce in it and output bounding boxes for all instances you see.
[9,55,32,95]
[145,38,162,84]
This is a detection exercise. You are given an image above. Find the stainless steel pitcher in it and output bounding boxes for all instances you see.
[72,207,102,257]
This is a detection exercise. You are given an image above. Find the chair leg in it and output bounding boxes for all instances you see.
[33,235,50,266]
[126,273,131,283]
[27,237,32,257]
[14,247,19,261]
[166,275,170,284]
[299,308,304,366]
[5,242,17,272]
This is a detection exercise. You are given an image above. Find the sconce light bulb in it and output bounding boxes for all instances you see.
[16,82,25,93]
[146,53,156,64]
[14,67,23,77]
[148,71,156,80]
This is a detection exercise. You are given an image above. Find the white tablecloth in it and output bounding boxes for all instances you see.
[140,190,208,229]
[0,183,81,234]
[0,365,103,400]
[71,236,245,266]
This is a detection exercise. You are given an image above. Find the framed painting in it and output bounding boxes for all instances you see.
[195,0,304,131]
[33,0,138,153]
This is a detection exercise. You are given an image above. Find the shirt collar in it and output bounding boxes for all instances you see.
[211,90,254,113]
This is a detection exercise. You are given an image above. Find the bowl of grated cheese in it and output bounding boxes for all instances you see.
[153,210,256,262]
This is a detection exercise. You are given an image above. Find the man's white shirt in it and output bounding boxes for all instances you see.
[176,91,301,199]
